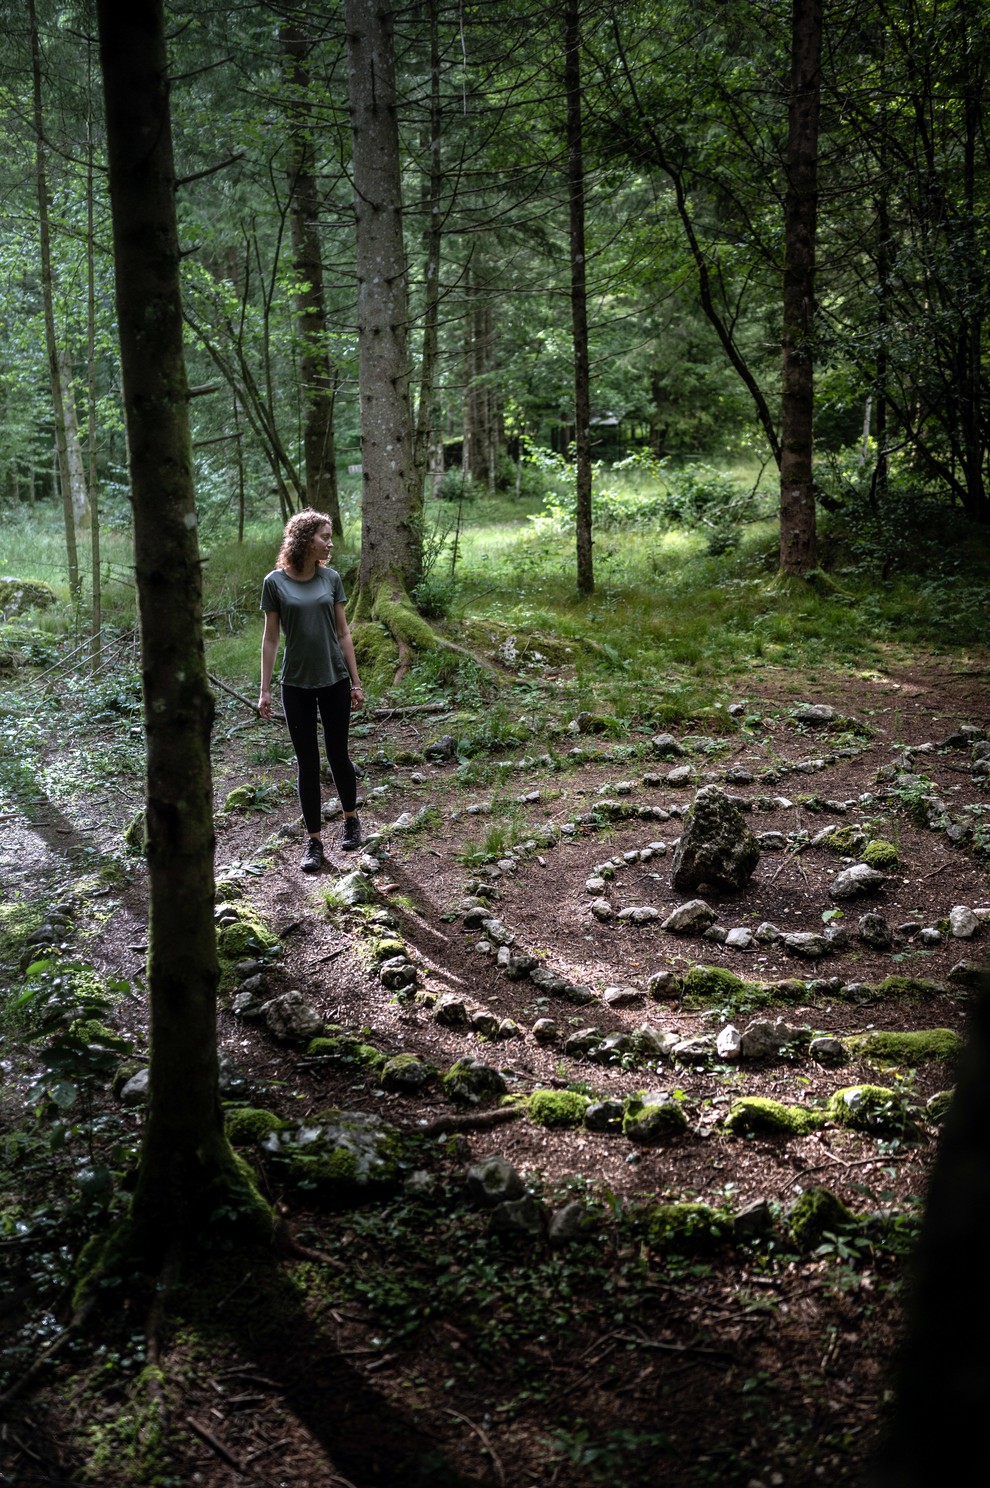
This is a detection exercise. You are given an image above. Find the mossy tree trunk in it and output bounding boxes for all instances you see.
[344,0,421,598]
[96,0,246,1258]
[565,0,594,598]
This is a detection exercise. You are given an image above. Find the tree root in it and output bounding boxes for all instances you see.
[352,577,502,687]
[416,1107,523,1137]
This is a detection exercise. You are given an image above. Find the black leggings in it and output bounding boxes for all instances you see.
[281,679,357,832]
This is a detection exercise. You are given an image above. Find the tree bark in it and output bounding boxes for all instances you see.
[280,22,343,534]
[28,0,82,600]
[345,0,420,594]
[96,0,244,1255]
[779,0,821,575]
[412,0,444,503]
[566,0,594,597]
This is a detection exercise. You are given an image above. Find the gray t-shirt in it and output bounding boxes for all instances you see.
[260,567,348,689]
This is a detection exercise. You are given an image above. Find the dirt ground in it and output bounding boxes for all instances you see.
[2,648,989,1488]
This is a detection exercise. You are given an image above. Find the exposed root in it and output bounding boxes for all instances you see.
[416,1107,523,1138]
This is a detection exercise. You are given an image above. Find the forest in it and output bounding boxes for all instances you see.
[1,0,989,1485]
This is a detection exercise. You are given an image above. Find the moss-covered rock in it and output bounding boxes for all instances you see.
[827,1084,919,1137]
[861,839,901,871]
[682,965,744,1003]
[366,936,407,965]
[261,1109,405,1204]
[225,1107,285,1146]
[441,1058,508,1104]
[926,1089,954,1124]
[622,1093,689,1143]
[217,908,280,962]
[528,1089,588,1128]
[123,810,147,855]
[0,576,57,614]
[724,1096,824,1138]
[305,1034,385,1070]
[843,1028,962,1068]
[69,1018,132,1054]
[111,1060,146,1100]
[640,1201,729,1255]
[380,1053,434,1092]
[789,1186,857,1251]
[820,824,868,856]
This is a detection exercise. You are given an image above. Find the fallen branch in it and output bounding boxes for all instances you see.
[207,671,284,722]
[416,1107,523,1137]
[185,1416,245,1474]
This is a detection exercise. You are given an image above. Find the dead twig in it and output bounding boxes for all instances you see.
[185,1415,245,1474]
[445,1407,506,1488]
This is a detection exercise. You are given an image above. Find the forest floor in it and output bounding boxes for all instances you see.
[2,641,989,1488]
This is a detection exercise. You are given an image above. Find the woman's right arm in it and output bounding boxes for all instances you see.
[259,609,280,719]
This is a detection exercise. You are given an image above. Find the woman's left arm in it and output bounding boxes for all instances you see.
[336,603,364,709]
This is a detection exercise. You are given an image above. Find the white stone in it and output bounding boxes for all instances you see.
[716,1024,742,1060]
[949,905,981,939]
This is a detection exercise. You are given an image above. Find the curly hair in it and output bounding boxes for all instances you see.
[276,509,333,573]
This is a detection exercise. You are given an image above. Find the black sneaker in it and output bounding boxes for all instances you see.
[300,837,324,873]
[341,815,362,852]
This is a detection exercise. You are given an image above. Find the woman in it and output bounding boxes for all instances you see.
[259,509,364,872]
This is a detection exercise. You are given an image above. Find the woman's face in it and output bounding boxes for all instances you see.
[310,523,333,563]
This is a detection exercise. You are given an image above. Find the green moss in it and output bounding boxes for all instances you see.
[861,838,901,870]
[724,1096,824,1137]
[622,1094,689,1142]
[110,1060,145,1099]
[123,810,146,854]
[263,1110,405,1204]
[641,1201,728,1255]
[70,1018,132,1054]
[528,1089,588,1128]
[876,975,942,999]
[441,1059,507,1103]
[225,1107,285,1146]
[305,1035,385,1069]
[217,908,280,961]
[844,1028,962,1067]
[682,965,744,1002]
[820,824,867,855]
[827,1083,920,1137]
[789,1186,856,1251]
[926,1089,954,1124]
[0,902,44,951]
[367,936,407,964]
[373,584,439,653]
[351,619,400,684]
[393,749,425,766]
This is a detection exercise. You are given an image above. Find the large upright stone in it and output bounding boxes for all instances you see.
[671,786,761,894]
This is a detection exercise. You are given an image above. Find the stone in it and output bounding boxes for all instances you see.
[725,766,754,784]
[490,1194,548,1240]
[783,932,829,959]
[740,1018,806,1060]
[949,906,981,939]
[824,923,850,951]
[732,1199,774,1241]
[443,1058,508,1103]
[725,927,754,950]
[671,1035,715,1064]
[584,1100,626,1132]
[262,991,324,1043]
[585,877,607,893]
[623,1093,689,1143]
[381,1054,433,1091]
[563,1027,603,1057]
[463,905,492,928]
[661,899,716,934]
[379,956,417,990]
[651,732,686,757]
[561,982,597,1006]
[757,832,788,851]
[119,1068,150,1106]
[263,1110,404,1199]
[754,921,782,944]
[829,863,888,900]
[333,870,375,906]
[670,785,761,894]
[793,703,838,725]
[588,1030,634,1062]
[425,733,457,761]
[468,1008,500,1037]
[631,1024,670,1058]
[648,970,681,999]
[503,952,538,981]
[809,1036,846,1066]
[716,1024,743,1060]
[434,994,470,1028]
[231,987,267,1019]
[919,927,942,946]
[703,925,728,944]
[466,1154,525,1206]
[603,984,644,1007]
[481,917,515,946]
[590,898,614,922]
[496,1018,521,1039]
[858,914,894,951]
[617,906,660,925]
[548,1200,597,1245]
[532,1018,558,1044]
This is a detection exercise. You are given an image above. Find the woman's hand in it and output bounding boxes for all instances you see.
[258,688,273,720]
[350,682,365,711]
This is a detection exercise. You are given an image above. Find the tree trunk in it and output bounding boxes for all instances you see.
[412,0,443,504]
[345,0,420,595]
[96,0,248,1257]
[28,0,81,601]
[87,39,102,668]
[778,0,821,575]
[280,22,342,534]
[566,0,594,598]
